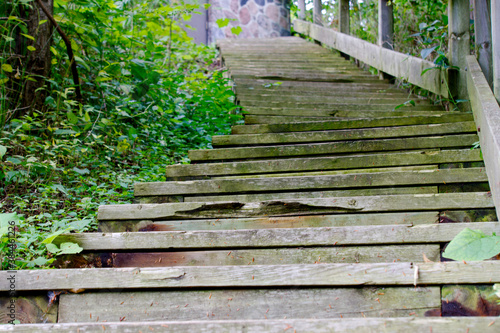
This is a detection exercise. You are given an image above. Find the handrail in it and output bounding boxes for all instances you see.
[466,55,500,218]
[293,20,449,98]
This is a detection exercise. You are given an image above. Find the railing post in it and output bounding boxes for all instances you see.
[339,0,350,35]
[448,0,470,106]
[339,0,350,60]
[473,0,493,88]
[297,0,306,20]
[378,0,394,50]
[493,0,500,102]
[313,0,322,25]
[378,0,394,80]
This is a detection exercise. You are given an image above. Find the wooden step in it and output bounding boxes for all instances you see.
[179,186,437,203]
[166,150,481,178]
[97,192,494,221]
[213,122,476,146]
[99,211,439,232]
[57,288,441,322]
[190,135,478,161]
[231,114,473,134]
[11,318,500,332]
[137,168,487,197]
[3,261,500,291]
[62,245,440,268]
[56,222,500,251]
[237,95,434,105]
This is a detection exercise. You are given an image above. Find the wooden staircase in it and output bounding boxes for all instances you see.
[2,37,500,331]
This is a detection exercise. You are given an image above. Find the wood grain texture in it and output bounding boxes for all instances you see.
[212,122,476,146]
[98,192,494,221]
[6,317,500,332]
[166,150,482,178]
[57,288,440,323]
[55,222,500,250]
[181,185,437,202]
[137,168,487,196]
[3,261,500,291]
[98,211,439,232]
[189,134,479,161]
[95,245,440,267]
[231,114,473,134]
[467,55,500,218]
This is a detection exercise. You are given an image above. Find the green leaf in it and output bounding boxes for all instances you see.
[41,227,73,245]
[73,167,90,175]
[67,111,78,124]
[231,26,242,36]
[20,33,35,41]
[421,46,438,60]
[59,242,83,254]
[46,243,61,254]
[443,228,500,261]
[0,145,6,158]
[0,213,20,238]
[1,64,13,73]
[27,46,36,52]
[216,18,230,28]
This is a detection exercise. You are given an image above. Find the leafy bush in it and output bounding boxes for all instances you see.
[0,0,242,269]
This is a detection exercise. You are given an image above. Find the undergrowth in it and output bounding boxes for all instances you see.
[0,0,242,269]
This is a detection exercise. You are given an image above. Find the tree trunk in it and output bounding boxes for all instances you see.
[22,0,53,114]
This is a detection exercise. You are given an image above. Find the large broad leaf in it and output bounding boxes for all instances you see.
[443,228,500,261]
[41,227,73,244]
[59,242,83,254]
[421,46,438,60]
[0,145,6,159]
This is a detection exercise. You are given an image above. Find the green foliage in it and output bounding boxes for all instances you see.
[0,0,242,269]
[443,228,500,261]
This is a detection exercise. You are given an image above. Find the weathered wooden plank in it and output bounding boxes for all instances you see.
[244,115,344,124]
[448,0,470,102]
[230,74,382,83]
[473,0,493,88]
[231,114,473,134]
[7,317,500,332]
[226,63,361,71]
[238,95,434,105]
[99,211,439,232]
[0,295,57,324]
[293,20,448,97]
[138,168,486,197]
[98,193,494,221]
[64,245,441,268]
[239,100,434,109]
[467,55,500,218]
[56,222,500,251]
[213,123,476,146]
[3,261,500,290]
[242,104,445,112]
[58,288,440,323]
[182,186,437,203]
[233,78,394,88]
[236,90,413,99]
[213,165,449,180]
[493,0,500,101]
[166,150,481,178]
[241,111,460,123]
[189,135,479,161]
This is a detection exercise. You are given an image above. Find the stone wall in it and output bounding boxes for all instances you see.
[208,0,290,43]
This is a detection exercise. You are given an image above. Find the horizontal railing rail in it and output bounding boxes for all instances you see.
[293,20,449,98]
[466,55,500,218]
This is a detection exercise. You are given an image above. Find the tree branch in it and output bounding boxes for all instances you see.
[34,0,82,102]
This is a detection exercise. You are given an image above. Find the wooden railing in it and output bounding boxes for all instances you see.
[293,0,500,218]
